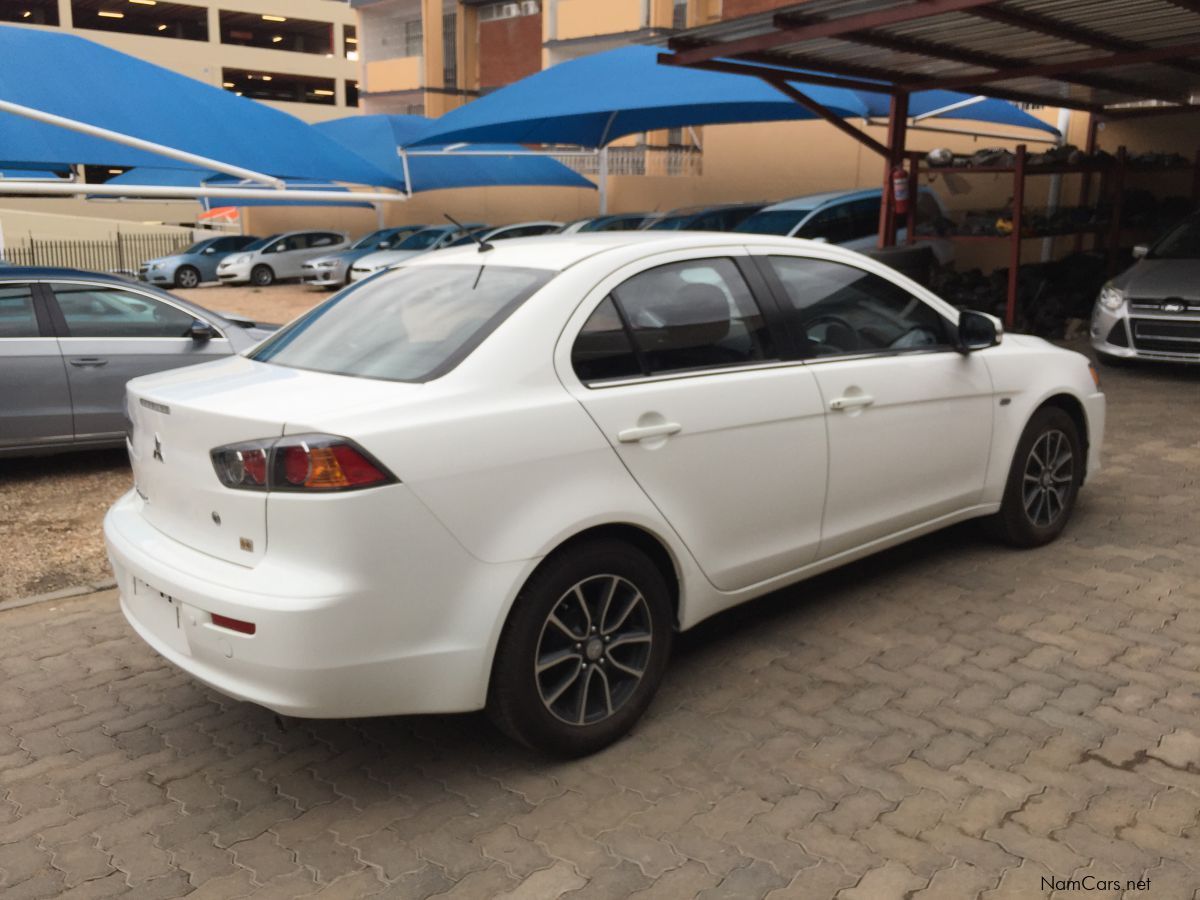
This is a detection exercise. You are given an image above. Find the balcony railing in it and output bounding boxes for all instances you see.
[549,146,703,178]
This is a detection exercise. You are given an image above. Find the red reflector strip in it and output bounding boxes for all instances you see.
[211,613,257,635]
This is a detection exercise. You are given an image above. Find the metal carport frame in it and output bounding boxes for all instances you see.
[662,0,1200,249]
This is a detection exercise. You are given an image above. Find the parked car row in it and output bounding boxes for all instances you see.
[135,186,953,293]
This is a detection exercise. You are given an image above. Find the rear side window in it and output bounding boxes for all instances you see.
[251,264,552,382]
[766,256,950,357]
[572,258,773,383]
[572,297,640,382]
[849,197,882,239]
[0,284,39,338]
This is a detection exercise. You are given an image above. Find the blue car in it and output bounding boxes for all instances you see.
[139,234,261,289]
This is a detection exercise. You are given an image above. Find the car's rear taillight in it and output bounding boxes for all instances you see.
[211,434,395,492]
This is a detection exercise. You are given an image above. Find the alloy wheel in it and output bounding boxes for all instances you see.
[177,268,199,289]
[1022,428,1074,528]
[534,574,652,726]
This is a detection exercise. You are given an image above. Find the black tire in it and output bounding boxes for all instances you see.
[251,264,275,287]
[988,405,1083,548]
[174,266,201,289]
[488,539,673,757]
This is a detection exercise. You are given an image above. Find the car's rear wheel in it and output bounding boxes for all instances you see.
[251,264,275,287]
[989,406,1083,547]
[174,266,201,289]
[488,540,673,756]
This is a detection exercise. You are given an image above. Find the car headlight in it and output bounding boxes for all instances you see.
[1098,284,1127,312]
[149,262,163,271]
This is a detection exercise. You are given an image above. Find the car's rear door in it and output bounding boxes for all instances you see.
[0,281,73,451]
[558,250,829,592]
[753,251,994,558]
[47,281,232,439]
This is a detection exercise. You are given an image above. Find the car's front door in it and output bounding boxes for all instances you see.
[560,252,829,592]
[757,253,995,558]
[0,282,73,451]
[47,282,231,439]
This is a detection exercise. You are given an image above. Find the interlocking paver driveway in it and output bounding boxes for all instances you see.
[2,356,1199,899]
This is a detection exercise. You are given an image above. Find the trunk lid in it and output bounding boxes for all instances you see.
[127,355,418,566]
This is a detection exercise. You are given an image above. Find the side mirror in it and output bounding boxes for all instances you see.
[378,241,389,248]
[202,247,216,255]
[1132,244,1150,259]
[189,319,216,342]
[957,310,1000,353]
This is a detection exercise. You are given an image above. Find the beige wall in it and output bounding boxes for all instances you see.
[0,205,197,242]
[365,57,424,93]
[555,0,644,41]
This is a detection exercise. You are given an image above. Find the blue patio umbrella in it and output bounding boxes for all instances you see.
[0,25,396,186]
[408,46,1058,148]
[313,115,596,191]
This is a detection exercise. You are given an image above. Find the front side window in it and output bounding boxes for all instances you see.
[251,264,553,382]
[52,285,197,339]
[0,285,40,338]
[308,233,340,248]
[766,257,950,357]
[849,197,882,239]
[603,258,773,377]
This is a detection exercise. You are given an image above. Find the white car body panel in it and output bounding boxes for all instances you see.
[106,232,1104,720]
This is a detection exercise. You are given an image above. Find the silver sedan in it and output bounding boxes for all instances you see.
[0,266,275,457]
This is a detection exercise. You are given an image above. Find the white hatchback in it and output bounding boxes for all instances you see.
[106,233,1105,755]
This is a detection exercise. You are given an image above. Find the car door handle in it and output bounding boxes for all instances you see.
[829,394,874,411]
[617,422,682,443]
[69,357,108,368]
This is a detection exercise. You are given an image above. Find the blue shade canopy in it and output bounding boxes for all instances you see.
[103,168,373,207]
[0,25,397,186]
[411,46,1058,148]
[313,115,596,191]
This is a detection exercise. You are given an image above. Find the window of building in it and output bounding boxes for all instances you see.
[219,11,334,55]
[1,1,59,26]
[360,11,422,62]
[70,0,208,41]
[222,69,338,106]
[672,0,688,29]
[478,1,539,22]
[443,12,457,88]
[346,80,360,107]
[344,24,358,60]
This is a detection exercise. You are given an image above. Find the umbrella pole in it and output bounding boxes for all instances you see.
[598,147,609,214]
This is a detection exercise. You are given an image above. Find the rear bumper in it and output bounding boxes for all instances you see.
[104,488,533,718]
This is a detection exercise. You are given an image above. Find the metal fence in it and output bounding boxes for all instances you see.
[0,231,194,275]
[550,146,704,178]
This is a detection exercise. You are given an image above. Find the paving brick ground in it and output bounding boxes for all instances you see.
[2,356,1199,899]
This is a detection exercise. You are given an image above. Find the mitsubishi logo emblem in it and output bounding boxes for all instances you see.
[153,434,164,463]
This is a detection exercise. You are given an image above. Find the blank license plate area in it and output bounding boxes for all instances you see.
[129,577,189,654]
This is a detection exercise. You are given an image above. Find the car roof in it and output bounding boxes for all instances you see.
[0,265,138,283]
[401,231,830,274]
[0,265,235,324]
[756,187,883,212]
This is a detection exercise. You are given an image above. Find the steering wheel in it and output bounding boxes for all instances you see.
[803,314,859,353]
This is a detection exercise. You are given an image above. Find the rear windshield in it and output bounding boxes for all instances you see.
[395,229,451,250]
[250,264,553,382]
[735,210,810,236]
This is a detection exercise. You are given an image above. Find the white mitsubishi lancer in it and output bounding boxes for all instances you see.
[105,232,1105,756]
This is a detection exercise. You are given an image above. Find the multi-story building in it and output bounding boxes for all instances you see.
[3,0,360,123]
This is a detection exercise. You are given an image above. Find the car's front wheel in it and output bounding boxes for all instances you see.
[174,265,201,289]
[990,405,1083,547]
[488,540,673,756]
[251,264,275,287]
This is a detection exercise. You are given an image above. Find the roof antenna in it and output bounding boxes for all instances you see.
[445,214,492,252]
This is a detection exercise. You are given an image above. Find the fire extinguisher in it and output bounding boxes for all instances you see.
[890,166,910,216]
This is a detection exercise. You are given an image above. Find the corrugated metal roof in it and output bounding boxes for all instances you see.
[667,0,1200,115]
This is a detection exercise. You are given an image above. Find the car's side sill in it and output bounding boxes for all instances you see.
[683,503,1002,629]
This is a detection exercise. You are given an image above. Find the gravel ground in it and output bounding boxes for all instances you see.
[0,282,329,601]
